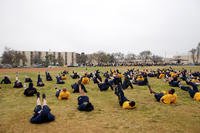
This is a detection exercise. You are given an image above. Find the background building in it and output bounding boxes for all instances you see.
[16,51,77,67]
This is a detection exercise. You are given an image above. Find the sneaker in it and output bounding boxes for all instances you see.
[42,93,46,99]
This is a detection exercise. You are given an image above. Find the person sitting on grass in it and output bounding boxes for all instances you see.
[1,76,11,84]
[25,76,32,83]
[168,77,180,87]
[30,93,55,124]
[122,75,133,90]
[178,80,200,101]
[56,75,65,84]
[114,84,136,109]
[97,78,113,91]
[147,84,177,104]
[133,75,148,86]
[71,80,87,93]
[55,88,70,100]
[13,73,23,88]
[81,73,90,85]
[93,70,102,84]
[45,71,53,81]
[70,71,80,79]
[24,82,37,96]
[37,73,45,87]
[77,80,94,111]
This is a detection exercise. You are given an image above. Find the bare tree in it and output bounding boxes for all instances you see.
[1,47,27,67]
[125,53,136,61]
[57,53,64,66]
[151,55,163,64]
[76,52,87,65]
[139,50,152,63]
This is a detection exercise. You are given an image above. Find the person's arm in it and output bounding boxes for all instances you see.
[78,80,86,96]
[96,78,102,84]
[147,83,156,94]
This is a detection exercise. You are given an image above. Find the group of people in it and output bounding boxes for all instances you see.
[1,67,200,124]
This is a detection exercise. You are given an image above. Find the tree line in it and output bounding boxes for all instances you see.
[76,51,164,66]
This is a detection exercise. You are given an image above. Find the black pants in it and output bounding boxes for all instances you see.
[154,93,164,102]
[115,85,128,106]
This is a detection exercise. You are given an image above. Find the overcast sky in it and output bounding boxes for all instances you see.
[0,0,200,57]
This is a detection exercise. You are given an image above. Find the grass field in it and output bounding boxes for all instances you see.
[0,66,200,133]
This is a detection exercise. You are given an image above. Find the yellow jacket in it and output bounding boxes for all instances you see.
[160,94,177,104]
[122,101,136,109]
[194,92,200,101]
[82,77,90,84]
[58,91,70,100]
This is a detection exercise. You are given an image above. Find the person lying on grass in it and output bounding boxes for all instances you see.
[114,84,136,109]
[24,82,37,96]
[30,93,55,124]
[178,80,200,101]
[77,80,94,111]
[55,88,70,100]
[56,74,65,84]
[147,84,177,104]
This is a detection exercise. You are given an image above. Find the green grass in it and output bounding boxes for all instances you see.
[0,66,200,133]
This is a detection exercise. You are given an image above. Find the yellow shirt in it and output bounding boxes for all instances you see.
[61,75,67,80]
[122,101,136,109]
[136,76,144,81]
[170,72,177,78]
[58,91,70,100]
[82,77,90,84]
[160,94,177,104]
[191,79,200,84]
[117,74,123,78]
[194,92,200,101]
[159,74,165,79]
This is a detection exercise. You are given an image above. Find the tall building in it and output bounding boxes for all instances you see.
[15,51,77,67]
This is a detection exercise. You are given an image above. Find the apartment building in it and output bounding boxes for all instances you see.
[16,51,77,67]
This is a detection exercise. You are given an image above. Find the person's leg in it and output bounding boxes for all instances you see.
[190,83,199,92]
[34,93,42,113]
[42,94,47,106]
[127,80,133,89]
[115,85,128,106]
[55,89,61,98]
[179,85,190,91]
[154,93,164,102]
[188,88,196,98]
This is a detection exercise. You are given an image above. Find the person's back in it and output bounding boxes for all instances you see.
[58,89,70,100]
[160,93,177,104]
[1,76,11,84]
[77,95,94,111]
[82,77,90,84]
[24,82,37,96]
[122,101,136,109]
[193,92,200,101]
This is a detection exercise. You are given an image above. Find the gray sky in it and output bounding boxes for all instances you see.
[0,0,200,57]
